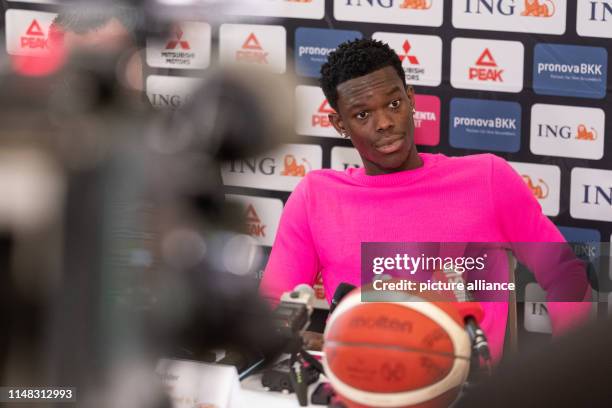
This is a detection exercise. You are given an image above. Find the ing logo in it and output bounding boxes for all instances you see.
[522,175,549,199]
[399,0,432,9]
[469,48,503,82]
[521,0,556,17]
[281,155,311,177]
[576,124,597,141]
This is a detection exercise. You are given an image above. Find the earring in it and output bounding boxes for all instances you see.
[412,107,416,114]
[341,131,349,139]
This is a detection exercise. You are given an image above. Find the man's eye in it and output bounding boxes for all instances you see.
[356,111,369,120]
[389,100,401,109]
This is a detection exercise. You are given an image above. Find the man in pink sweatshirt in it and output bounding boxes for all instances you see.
[260,38,591,362]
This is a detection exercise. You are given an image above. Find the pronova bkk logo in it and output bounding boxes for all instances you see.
[530,104,605,160]
[452,0,567,34]
[146,22,211,69]
[5,9,57,56]
[334,0,444,27]
[533,43,607,99]
[295,85,339,138]
[413,94,440,146]
[508,161,561,217]
[570,168,612,222]
[225,194,283,247]
[331,146,362,171]
[221,144,322,192]
[219,24,286,74]
[576,0,612,38]
[372,32,443,87]
[449,98,521,152]
[450,38,524,93]
[295,28,362,78]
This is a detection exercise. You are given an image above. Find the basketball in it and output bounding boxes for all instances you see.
[323,287,471,408]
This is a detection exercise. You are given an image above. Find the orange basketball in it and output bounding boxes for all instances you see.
[323,287,471,408]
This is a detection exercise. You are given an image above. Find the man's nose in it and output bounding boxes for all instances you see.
[375,111,394,133]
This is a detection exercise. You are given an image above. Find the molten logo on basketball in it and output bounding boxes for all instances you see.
[349,315,413,332]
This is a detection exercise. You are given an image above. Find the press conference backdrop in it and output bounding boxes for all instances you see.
[2,0,611,342]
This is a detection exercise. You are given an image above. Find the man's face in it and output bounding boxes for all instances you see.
[330,66,416,175]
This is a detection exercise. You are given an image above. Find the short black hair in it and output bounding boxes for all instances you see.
[51,3,140,36]
[320,38,405,111]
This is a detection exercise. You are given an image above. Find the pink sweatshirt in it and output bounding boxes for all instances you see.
[260,152,590,361]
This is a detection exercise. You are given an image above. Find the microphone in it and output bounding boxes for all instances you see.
[329,283,356,315]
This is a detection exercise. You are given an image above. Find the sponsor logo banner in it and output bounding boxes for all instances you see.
[221,144,322,192]
[295,85,339,138]
[509,161,561,216]
[225,195,283,247]
[453,0,567,34]
[5,9,57,56]
[558,226,602,244]
[570,168,612,222]
[228,0,325,19]
[146,75,203,109]
[331,146,362,171]
[219,24,286,74]
[146,22,211,69]
[530,104,605,160]
[577,0,612,38]
[524,283,552,334]
[449,98,521,152]
[334,0,444,27]
[533,43,607,99]
[450,38,524,93]
[295,28,362,78]
[414,94,440,146]
[372,32,442,87]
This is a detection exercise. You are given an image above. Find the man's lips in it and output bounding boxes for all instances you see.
[375,137,405,154]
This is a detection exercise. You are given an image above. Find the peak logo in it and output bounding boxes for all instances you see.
[295,28,362,78]
[577,0,612,38]
[220,24,286,74]
[226,195,283,246]
[226,0,325,19]
[533,43,607,99]
[571,168,612,222]
[222,144,322,192]
[373,32,442,86]
[469,48,503,81]
[451,38,523,92]
[295,86,341,138]
[6,10,57,56]
[510,162,560,216]
[453,0,566,34]
[147,22,210,69]
[450,98,521,153]
[530,104,605,160]
[335,0,443,27]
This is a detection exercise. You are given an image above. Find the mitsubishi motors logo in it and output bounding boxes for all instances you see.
[165,27,190,50]
[312,99,335,128]
[236,33,269,64]
[398,40,419,65]
[469,48,503,81]
[21,19,47,49]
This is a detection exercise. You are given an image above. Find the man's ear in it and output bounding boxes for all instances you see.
[329,113,346,137]
[406,85,415,109]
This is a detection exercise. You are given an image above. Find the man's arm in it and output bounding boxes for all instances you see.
[489,154,591,334]
[259,177,320,306]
